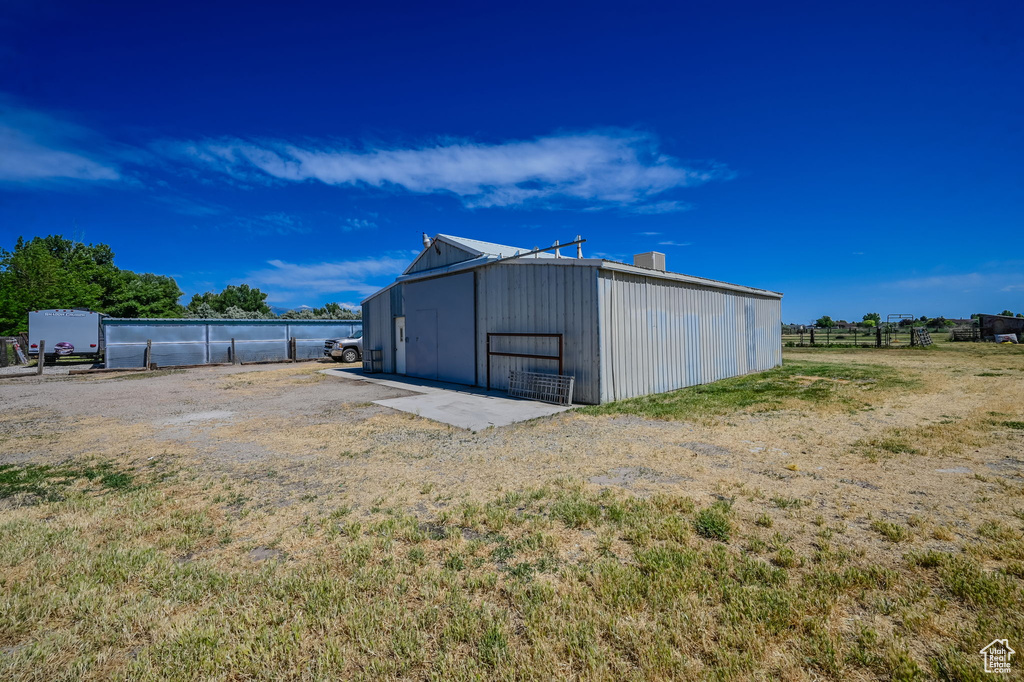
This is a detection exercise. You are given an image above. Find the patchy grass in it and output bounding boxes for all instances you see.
[580,360,918,421]
[1,475,1020,680]
[0,460,135,502]
[694,500,733,541]
[870,520,911,543]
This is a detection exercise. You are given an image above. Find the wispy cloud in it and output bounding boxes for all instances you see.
[244,255,410,299]
[637,231,661,236]
[628,200,693,215]
[152,193,228,217]
[236,212,308,235]
[158,130,734,211]
[0,98,120,184]
[658,240,692,247]
[342,217,377,232]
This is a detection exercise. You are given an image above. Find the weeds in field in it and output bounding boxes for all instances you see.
[0,460,134,502]
[694,500,733,541]
[870,520,910,543]
[580,360,918,421]
[2,467,1022,680]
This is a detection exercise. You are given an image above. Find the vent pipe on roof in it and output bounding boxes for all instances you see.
[576,235,583,258]
[634,251,666,271]
[553,240,561,257]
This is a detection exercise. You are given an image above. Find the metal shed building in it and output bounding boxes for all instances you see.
[362,235,783,405]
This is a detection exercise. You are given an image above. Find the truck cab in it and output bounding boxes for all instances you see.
[323,330,363,363]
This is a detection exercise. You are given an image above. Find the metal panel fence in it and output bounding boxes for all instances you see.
[103,319,362,369]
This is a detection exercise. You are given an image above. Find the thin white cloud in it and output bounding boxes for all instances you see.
[342,217,377,232]
[159,130,734,211]
[0,99,120,184]
[637,231,661,236]
[658,240,692,247]
[244,255,410,298]
[628,200,693,215]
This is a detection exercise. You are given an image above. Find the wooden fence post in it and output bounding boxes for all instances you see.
[231,338,239,365]
[37,340,45,375]
[810,328,815,345]
[0,340,7,368]
[876,328,882,348]
[290,337,297,362]
[144,340,153,370]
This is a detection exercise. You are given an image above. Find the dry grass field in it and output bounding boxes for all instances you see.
[0,344,1022,681]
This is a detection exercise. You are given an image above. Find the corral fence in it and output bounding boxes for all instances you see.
[780,326,929,348]
[103,319,362,369]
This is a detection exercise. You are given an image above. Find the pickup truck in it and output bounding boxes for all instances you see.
[323,330,363,363]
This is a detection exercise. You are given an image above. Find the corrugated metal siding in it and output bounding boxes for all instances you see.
[362,289,395,373]
[407,241,476,274]
[476,262,601,405]
[103,320,361,368]
[597,270,781,403]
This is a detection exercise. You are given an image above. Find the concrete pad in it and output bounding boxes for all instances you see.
[320,368,571,430]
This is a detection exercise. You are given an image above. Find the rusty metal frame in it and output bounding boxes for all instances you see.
[486,332,563,390]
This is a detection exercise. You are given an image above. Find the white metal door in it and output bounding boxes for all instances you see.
[395,316,407,374]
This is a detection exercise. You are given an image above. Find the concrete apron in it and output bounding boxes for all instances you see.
[320,368,571,430]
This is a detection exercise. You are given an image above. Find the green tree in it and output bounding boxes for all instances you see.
[862,312,881,324]
[815,315,835,328]
[1000,310,1015,317]
[0,235,182,334]
[187,284,272,316]
[862,319,876,327]
[311,302,361,319]
[104,271,184,318]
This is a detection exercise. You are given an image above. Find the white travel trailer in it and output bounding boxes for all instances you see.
[27,309,105,358]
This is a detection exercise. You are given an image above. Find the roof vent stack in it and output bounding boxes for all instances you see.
[634,251,666,271]
[576,235,583,258]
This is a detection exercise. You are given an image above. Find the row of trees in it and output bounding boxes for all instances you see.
[0,235,359,335]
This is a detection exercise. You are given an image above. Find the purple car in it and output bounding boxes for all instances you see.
[53,342,75,356]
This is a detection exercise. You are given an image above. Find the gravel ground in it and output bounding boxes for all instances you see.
[0,360,409,422]
[0,363,72,376]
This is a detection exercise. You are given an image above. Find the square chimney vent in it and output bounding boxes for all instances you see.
[633,251,666,271]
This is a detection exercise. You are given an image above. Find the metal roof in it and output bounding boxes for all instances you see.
[434,234,557,260]
[364,234,783,304]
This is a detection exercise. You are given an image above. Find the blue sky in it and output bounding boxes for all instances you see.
[1,0,1021,322]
